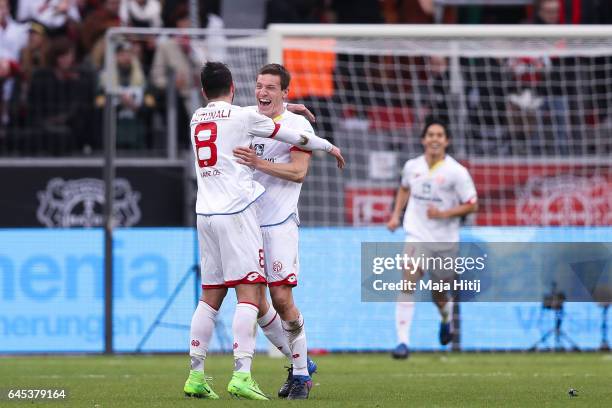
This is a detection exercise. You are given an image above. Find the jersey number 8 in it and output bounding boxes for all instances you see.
[194,122,218,168]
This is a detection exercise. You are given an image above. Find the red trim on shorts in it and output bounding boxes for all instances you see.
[268,274,298,287]
[238,301,259,309]
[225,272,267,287]
[290,146,312,155]
[260,311,278,329]
[202,284,226,289]
[269,123,281,138]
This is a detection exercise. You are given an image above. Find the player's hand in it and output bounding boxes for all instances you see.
[233,146,262,169]
[386,215,401,232]
[286,103,316,123]
[427,205,447,219]
[328,146,345,169]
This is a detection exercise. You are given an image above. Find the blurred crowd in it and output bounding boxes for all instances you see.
[0,0,611,156]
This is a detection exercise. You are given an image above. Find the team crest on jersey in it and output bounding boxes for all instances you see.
[37,178,141,228]
[254,144,265,156]
[272,261,283,272]
[422,182,431,194]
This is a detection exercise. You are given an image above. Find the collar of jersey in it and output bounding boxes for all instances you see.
[272,111,284,123]
[427,156,446,174]
[207,100,231,108]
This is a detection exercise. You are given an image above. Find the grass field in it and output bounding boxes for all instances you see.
[1,353,612,407]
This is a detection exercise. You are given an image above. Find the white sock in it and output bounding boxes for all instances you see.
[440,298,453,323]
[281,313,309,376]
[233,302,259,373]
[258,305,292,360]
[395,292,415,345]
[189,301,218,372]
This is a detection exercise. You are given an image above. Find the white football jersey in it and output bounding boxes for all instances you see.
[190,101,279,215]
[401,154,477,243]
[251,109,314,226]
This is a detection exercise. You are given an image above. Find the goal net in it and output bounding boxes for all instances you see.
[104,26,611,352]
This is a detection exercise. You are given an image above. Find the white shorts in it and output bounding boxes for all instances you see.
[404,236,458,281]
[261,217,299,286]
[197,204,266,289]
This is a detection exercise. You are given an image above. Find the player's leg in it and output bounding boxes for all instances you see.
[257,285,292,359]
[431,288,454,345]
[265,219,315,399]
[258,223,292,360]
[430,245,459,346]
[215,206,269,400]
[184,216,224,399]
[393,267,421,359]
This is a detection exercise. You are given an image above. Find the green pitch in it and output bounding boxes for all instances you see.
[2,353,612,407]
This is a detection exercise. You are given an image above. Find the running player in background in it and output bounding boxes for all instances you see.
[386,120,477,359]
[233,63,318,399]
[184,61,344,400]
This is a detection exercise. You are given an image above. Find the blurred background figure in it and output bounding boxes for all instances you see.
[80,0,121,69]
[150,5,205,148]
[120,0,162,27]
[96,41,155,150]
[17,0,81,37]
[28,37,95,154]
[0,0,28,131]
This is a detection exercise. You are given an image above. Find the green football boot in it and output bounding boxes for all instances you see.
[227,371,269,400]
[183,370,219,399]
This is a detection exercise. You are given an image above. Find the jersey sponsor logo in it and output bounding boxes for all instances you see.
[272,261,283,272]
[191,339,200,347]
[287,275,297,283]
[37,178,141,228]
[254,144,265,156]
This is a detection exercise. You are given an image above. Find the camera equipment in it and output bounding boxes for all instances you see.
[529,282,580,352]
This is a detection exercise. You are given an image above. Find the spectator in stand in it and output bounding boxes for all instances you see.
[0,0,28,129]
[150,5,204,147]
[119,0,162,27]
[80,0,121,69]
[331,0,384,23]
[96,41,155,149]
[385,0,456,24]
[17,0,80,37]
[20,22,49,84]
[28,37,95,154]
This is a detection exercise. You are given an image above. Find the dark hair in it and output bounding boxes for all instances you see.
[200,61,233,99]
[421,118,450,139]
[257,63,291,90]
[47,36,74,68]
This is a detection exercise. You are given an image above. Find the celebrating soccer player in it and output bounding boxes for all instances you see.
[386,120,477,359]
[231,63,319,399]
[184,61,344,400]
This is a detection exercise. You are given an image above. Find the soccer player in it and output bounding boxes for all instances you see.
[232,64,318,399]
[184,61,344,400]
[386,120,477,359]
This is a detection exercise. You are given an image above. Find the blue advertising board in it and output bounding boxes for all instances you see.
[0,227,610,353]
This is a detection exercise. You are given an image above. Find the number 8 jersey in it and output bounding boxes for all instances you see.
[190,101,278,215]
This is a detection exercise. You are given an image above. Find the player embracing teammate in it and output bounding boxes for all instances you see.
[387,120,478,359]
[183,61,344,400]
[233,64,321,399]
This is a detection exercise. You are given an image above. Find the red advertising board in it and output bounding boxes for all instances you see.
[345,162,611,226]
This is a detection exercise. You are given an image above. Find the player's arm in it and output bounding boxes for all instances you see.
[233,147,311,183]
[427,201,478,219]
[248,111,344,168]
[387,186,409,232]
